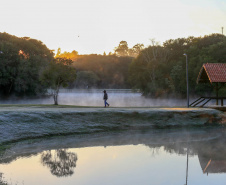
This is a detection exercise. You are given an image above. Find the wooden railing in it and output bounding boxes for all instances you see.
[190,97,226,107]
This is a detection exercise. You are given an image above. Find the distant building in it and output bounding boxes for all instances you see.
[197,63,226,84]
[191,63,226,107]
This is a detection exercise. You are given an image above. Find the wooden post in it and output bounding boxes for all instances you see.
[216,83,218,105]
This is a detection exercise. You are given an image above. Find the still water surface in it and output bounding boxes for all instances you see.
[1,131,226,185]
[0,89,203,107]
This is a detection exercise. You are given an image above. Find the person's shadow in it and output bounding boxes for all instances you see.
[41,149,77,177]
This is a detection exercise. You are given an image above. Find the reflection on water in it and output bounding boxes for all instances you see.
[198,138,226,175]
[41,149,77,177]
[1,130,226,185]
[0,172,7,185]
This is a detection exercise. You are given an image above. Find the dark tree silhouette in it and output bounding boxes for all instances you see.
[0,173,7,185]
[41,149,77,177]
[0,32,54,97]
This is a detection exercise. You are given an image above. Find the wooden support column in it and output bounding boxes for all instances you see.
[216,83,218,105]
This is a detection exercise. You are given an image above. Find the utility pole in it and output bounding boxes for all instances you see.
[183,53,189,108]
[222,27,224,35]
[185,147,189,185]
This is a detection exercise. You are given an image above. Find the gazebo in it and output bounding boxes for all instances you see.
[190,63,226,107]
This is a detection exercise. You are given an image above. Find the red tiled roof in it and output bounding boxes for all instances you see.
[197,63,226,83]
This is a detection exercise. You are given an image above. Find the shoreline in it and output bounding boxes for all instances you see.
[0,105,225,146]
[1,127,225,164]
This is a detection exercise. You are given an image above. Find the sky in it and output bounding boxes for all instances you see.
[0,0,225,54]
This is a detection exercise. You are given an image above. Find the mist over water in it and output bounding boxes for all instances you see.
[57,90,187,107]
[0,89,217,107]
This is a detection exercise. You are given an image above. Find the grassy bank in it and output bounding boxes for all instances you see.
[0,105,225,146]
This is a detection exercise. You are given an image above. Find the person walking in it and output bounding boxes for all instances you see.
[103,90,110,107]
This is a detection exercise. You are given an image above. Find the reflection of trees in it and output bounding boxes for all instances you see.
[0,173,7,185]
[147,132,226,175]
[41,149,77,177]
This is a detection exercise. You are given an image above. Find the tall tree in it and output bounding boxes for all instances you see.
[41,58,76,105]
[128,43,144,57]
[129,34,226,97]
[0,32,54,96]
[114,41,129,56]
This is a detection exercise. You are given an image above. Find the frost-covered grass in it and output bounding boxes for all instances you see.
[0,105,224,147]
[0,104,96,108]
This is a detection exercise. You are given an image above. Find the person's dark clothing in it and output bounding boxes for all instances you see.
[103,92,108,100]
[103,90,109,107]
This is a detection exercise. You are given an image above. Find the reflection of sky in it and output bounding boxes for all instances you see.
[1,145,226,185]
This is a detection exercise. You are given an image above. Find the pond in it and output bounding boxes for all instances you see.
[1,128,226,185]
[0,89,211,107]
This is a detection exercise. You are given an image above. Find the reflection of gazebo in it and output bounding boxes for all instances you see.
[199,157,226,174]
[190,63,226,107]
[198,138,226,174]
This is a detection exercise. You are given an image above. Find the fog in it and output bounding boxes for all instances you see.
[0,89,217,107]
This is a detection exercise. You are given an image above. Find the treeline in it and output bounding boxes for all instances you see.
[0,32,225,98]
[55,54,133,89]
[55,41,141,89]
[0,32,76,102]
[129,34,226,97]
[0,32,133,98]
